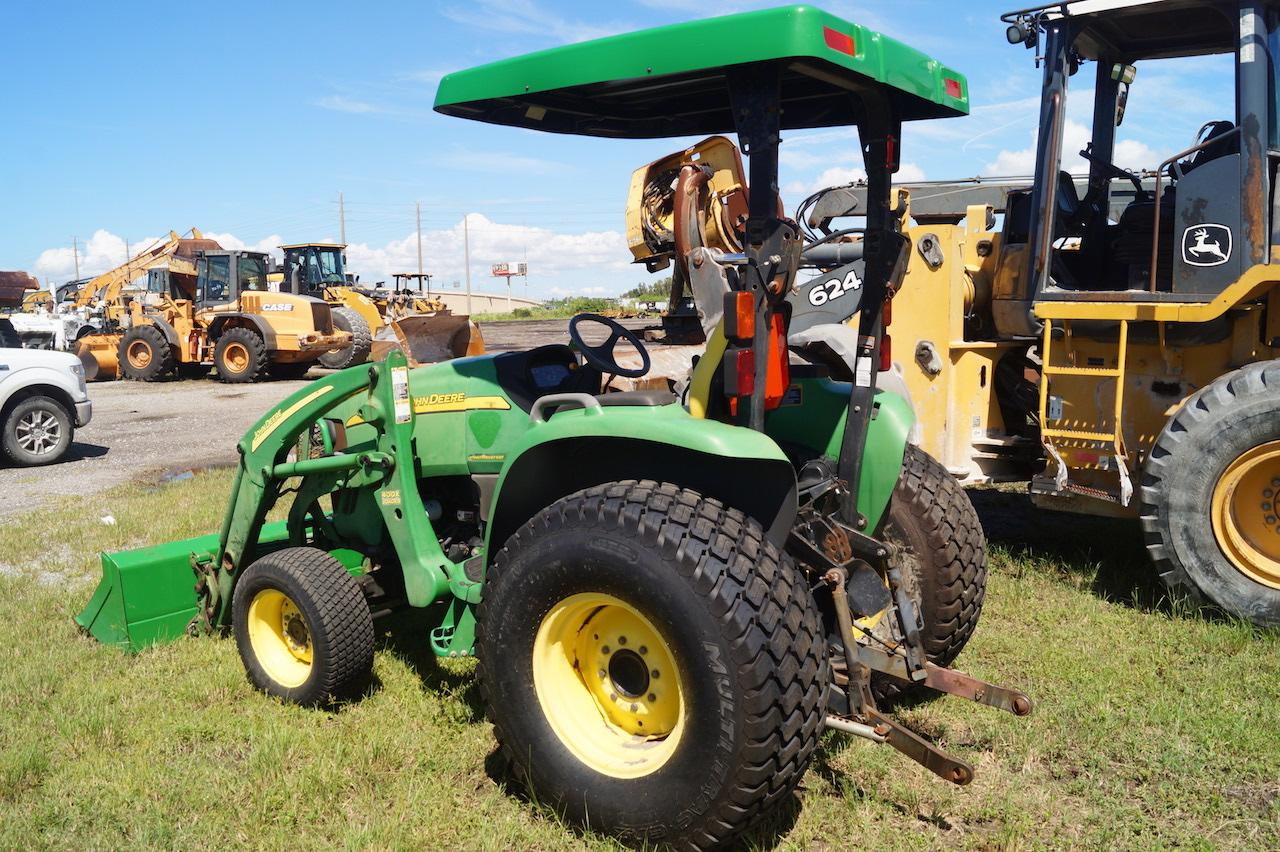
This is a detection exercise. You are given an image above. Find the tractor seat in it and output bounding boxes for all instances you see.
[597,389,675,406]
[1180,120,1238,174]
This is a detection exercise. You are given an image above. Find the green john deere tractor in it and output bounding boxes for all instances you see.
[77,6,1030,848]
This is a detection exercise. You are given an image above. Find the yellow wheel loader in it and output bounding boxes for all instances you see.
[275,244,483,369]
[803,0,1280,627]
[80,248,350,383]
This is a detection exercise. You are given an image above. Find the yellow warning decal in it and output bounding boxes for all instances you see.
[413,393,511,414]
[467,453,506,462]
[251,386,333,452]
[381,489,401,506]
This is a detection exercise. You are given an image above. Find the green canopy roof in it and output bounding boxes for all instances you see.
[433,5,969,139]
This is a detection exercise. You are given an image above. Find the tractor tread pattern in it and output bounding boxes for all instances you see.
[119,324,176,381]
[233,547,374,706]
[893,445,987,665]
[1139,359,1280,626]
[319,306,373,370]
[216,326,268,383]
[479,480,828,851]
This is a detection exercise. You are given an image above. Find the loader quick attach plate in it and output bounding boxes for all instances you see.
[433,4,968,138]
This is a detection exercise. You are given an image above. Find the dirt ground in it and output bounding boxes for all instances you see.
[5,318,653,518]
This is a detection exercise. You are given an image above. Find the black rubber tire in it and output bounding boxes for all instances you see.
[883,445,988,667]
[0,318,22,349]
[214,326,268,383]
[118,324,176,381]
[2,396,72,466]
[232,547,374,707]
[478,480,827,851]
[318,306,372,370]
[1141,361,1280,627]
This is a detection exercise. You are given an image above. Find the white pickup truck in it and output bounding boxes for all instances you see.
[0,332,92,465]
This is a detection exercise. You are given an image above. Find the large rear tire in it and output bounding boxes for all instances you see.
[215,327,268,383]
[478,480,827,850]
[318,306,372,370]
[118,325,176,381]
[1141,361,1280,627]
[0,319,22,349]
[232,547,374,707]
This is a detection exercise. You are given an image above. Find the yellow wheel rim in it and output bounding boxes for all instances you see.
[1211,440,1280,589]
[532,593,685,779]
[223,342,249,374]
[247,589,313,688]
[126,340,152,369]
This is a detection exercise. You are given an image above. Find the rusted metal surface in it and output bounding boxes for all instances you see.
[921,663,1033,716]
[0,271,38,308]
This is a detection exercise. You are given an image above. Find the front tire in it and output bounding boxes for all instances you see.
[118,325,176,381]
[215,327,268,383]
[478,481,827,850]
[2,396,72,466]
[318,306,373,370]
[1141,361,1280,627]
[232,547,374,707]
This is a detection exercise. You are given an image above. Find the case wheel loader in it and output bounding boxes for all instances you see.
[275,244,483,370]
[799,0,1280,628]
[75,7,1030,849]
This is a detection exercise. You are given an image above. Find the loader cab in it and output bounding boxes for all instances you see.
[194,250,270,306]
[281,243,347,295]
[1003,0,1280,308]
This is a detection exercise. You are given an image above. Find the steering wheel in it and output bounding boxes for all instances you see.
[1078,147,1147,198]
[568,313,650,379]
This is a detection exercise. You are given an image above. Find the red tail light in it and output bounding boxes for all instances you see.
[764,312,790,411]
[945,77,963,98]
[879,334,893,372]
[823,26,856,56]
[882,296,892,328]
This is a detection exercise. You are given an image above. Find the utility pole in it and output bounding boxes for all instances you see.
[72,237,80,281]
[463,214,473,315]
[339,191,346,244]
[416,202,423,277]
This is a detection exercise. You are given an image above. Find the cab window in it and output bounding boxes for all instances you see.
[200,256,231,303]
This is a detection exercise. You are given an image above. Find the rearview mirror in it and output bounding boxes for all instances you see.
[1111,63,1136,127]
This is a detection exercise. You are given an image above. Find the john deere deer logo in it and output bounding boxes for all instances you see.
[1182,224,1232,267]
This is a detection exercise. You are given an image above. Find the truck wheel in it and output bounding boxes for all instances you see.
[318,307,372,370]
[215,327,268,383]
[232,547,374,707]
[118,325,176,381]
[1141,361,1280,627]
[0,318,21,349]
[478,481,827,850]
[2,396,72,466]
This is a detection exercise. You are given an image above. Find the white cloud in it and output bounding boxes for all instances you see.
[33,229,165,283]
[314,95,383,114]
[985,119,1162,176]
[441,0,629,43]
[783,162,926,198]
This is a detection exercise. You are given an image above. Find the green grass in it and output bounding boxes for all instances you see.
[1,475,1278,849]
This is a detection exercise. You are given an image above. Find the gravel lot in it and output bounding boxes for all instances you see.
[6,318,653,517]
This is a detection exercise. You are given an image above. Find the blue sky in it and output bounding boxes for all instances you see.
[0,1,1232,298]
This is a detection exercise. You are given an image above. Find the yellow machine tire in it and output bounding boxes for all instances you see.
[1141,361,1280,627]
[232,547,374,707]
[117,325,176,382]
[477,480,827,851]
[214,327,268,384]
[318,306,372,370]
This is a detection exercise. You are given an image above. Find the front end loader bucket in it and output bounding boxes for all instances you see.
[371,314,485,366]
[76,521,291,652]
[75,334,120,382]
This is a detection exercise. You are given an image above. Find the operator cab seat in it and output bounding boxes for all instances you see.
[493,344,674,414]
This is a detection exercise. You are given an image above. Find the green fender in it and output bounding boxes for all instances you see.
[483,401,799,557]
